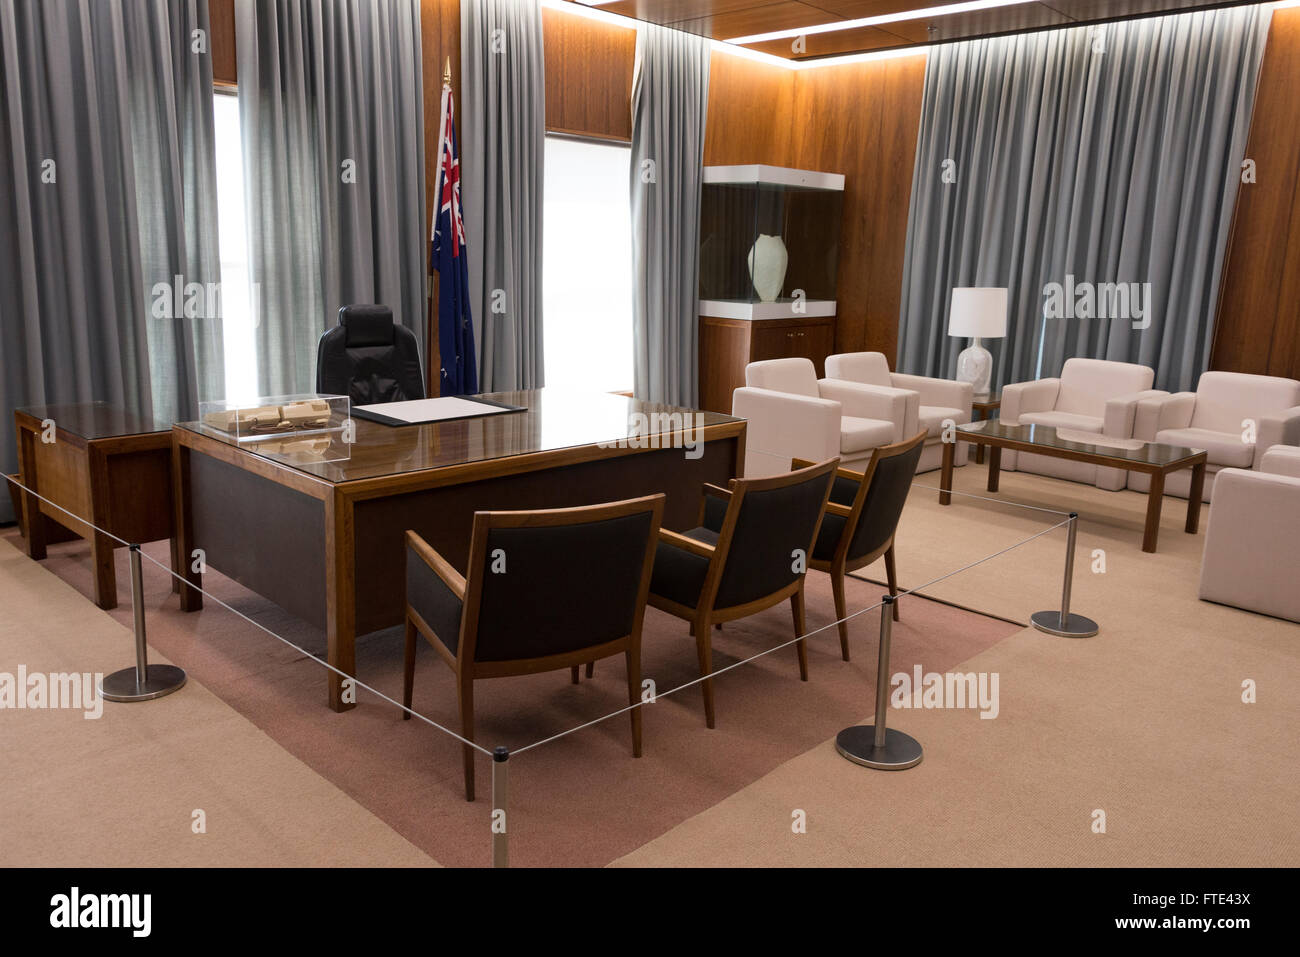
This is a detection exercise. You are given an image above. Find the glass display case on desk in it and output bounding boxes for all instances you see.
[198,394,353,465]
[697,165,845,414]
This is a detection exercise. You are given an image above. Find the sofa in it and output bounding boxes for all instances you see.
[1197,445,1300,622]
[1000,358,1164,490]
[732,358,918,477]
[1128,371,1300,502]
[823,351,972,474]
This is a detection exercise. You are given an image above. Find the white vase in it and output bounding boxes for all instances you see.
[747,234,789,303]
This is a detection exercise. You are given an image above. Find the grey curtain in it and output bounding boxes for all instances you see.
[236,0,427,397]
[898,6,1270,393]
[630,22,709,408]
[460,0,545,393]
[0,0,220,523]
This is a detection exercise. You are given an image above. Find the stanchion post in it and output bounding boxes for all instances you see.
[834,597,923,770]
[1031,513,1099,638]
[99,545,188,702]
[492,746,509,869]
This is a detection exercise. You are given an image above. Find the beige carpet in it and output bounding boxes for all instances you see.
[0,536,436,867]
[614,466,1300,866]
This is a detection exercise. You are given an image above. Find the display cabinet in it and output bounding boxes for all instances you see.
[697,164,845,413]
[198,394,353,464]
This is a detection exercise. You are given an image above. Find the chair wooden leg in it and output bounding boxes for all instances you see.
[830,571,850,662]
[695,615,716,729]
[585,661,594,679]
[625,650,642,758]
[458,678,475,802]
[885,546,900,622]
[791,588,809,681]
[402,617,417,719]
[570,665,580,684]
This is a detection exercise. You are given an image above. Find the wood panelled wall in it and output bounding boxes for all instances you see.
[792,55,926,365]
[542,7,635,141]
[210,0,237,85]
[1211,6,1300,382]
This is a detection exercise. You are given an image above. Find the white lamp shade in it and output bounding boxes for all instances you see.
[948,287,1008,339]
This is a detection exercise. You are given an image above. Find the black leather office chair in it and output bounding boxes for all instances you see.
[315,304,425,404]
[402,494,665,801]
[647,458,837,728]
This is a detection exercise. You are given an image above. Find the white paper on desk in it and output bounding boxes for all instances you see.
[355,397,510,423]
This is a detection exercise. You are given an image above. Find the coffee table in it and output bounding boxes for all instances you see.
[939,419,1208,553]
[970,392,1001,464]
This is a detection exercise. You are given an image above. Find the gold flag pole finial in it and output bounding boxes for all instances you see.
[443,57,452,88]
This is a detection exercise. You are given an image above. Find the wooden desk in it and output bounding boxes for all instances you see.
[15,403,175,608]
[172,390,747,711]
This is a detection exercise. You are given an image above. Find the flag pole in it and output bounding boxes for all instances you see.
[431,60,453,395]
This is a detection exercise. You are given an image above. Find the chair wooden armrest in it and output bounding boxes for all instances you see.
[794,457,864,485]
[405,529,466,600]
[825,501,853,519]
[659,528,717,559]
[701,482,732,500]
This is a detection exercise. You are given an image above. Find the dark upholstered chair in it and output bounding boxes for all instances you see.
[647,458,838,728]
[316,304,425,404]
[794,429,926,662]
[402,494,664,801]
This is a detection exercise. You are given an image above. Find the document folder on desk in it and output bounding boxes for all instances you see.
[352,396,524,427]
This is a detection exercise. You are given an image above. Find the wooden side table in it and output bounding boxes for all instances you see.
[970,392,1001,464]
[15,403,176,609]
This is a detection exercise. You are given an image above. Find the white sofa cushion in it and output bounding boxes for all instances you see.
[1054,358,1155,418]
[1156,427,1254,468]
[824,351,892,387]
[841,416,897,453]
[745,357,819,398]
[918,405,965,438]
[1261,445,1300,479]
[1190,371,1300,435]
[1018,410,1105,433]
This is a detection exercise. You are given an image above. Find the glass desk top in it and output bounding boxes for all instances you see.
[16,401,166,441]
[177,389,744,484]
[958,418,1206,467]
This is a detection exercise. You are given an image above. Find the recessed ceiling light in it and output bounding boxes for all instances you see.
[727,0,1040,45]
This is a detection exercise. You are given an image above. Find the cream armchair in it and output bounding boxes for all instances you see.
[733,358,918,477]
[1128,371,1300,502]
[1000,358,1163,490]
[824,352,973,473]
[1198,446,1300,622]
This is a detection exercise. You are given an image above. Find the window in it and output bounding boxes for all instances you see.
[212,91,258,404]
[542,135,634,394]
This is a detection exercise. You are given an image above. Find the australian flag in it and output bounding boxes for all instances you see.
[432,83,478,395]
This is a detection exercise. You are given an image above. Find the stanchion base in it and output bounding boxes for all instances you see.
[100,665,187,702]
[1030,611,1099,638]
[835,726,923,770]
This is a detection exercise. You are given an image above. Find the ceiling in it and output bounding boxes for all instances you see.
[572,0,1259,60]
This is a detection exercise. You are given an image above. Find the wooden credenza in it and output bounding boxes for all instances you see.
[698,314,835,414]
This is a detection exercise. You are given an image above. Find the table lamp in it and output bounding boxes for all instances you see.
[948,287,1007,395]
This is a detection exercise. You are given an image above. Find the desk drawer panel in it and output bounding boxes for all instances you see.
[189,452,327,629]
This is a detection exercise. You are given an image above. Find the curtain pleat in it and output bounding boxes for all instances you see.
[459,0,546,392]
[630,23,709,408]
[236,0,427,398]
[898,6,1270,393]
[0,0,218,523]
